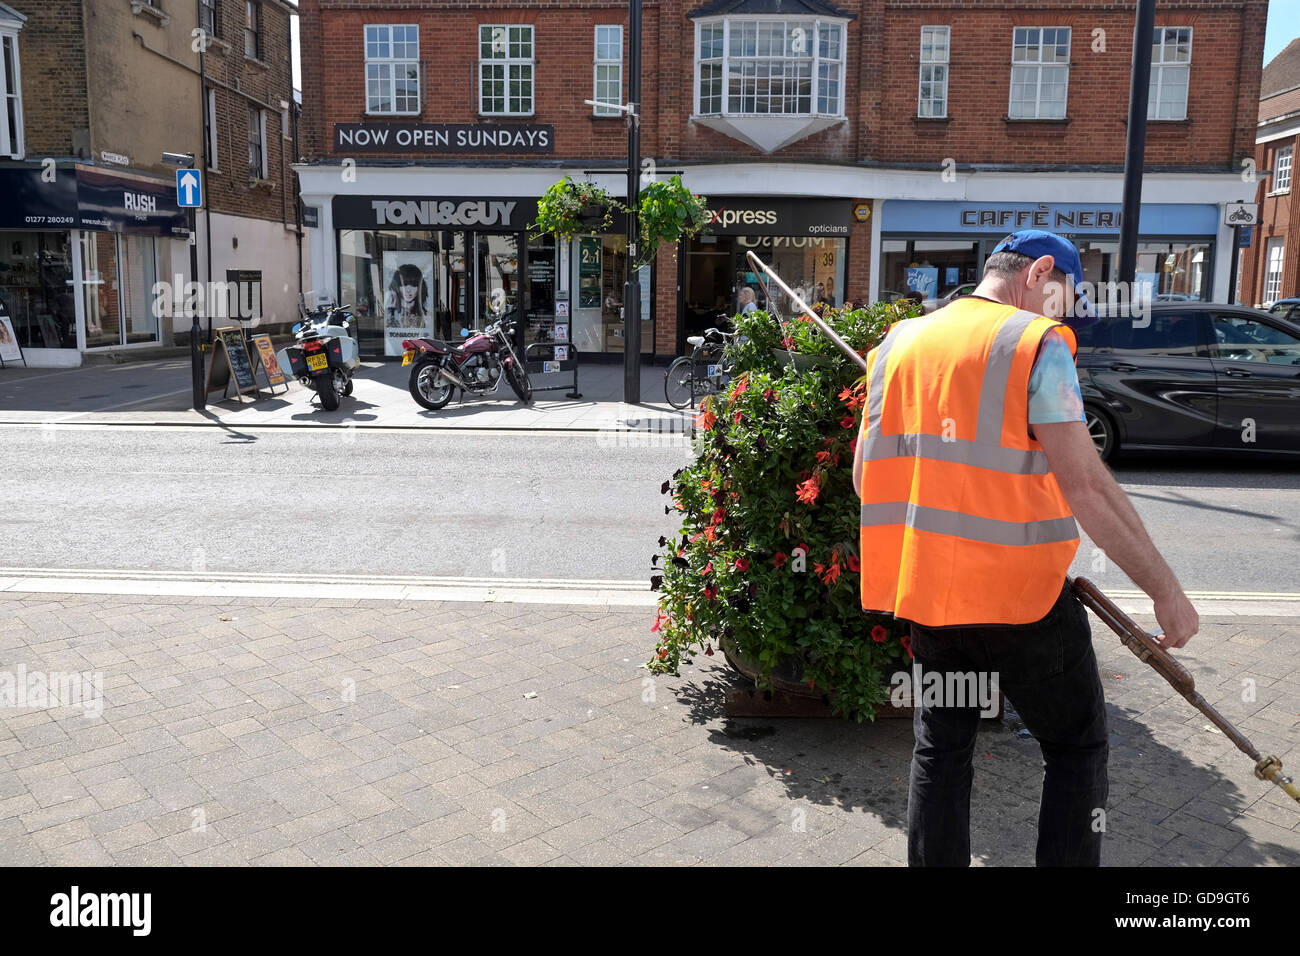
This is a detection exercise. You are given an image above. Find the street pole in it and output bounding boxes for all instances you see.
[622,0,642,405]
[189,202,205,410]
[1226,223,1242,304]
[1118,0,1156,287]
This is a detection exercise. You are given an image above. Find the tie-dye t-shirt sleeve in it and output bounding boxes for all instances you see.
[1027,328,1085,425]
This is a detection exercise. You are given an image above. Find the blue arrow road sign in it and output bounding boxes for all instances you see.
[176,168,203,208]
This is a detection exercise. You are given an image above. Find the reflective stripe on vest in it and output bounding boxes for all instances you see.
[860,501,1078,547]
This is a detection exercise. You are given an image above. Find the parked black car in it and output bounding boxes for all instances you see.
[1075,302,1300,460]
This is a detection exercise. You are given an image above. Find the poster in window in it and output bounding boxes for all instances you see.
[382,251,435,357]
[905,267,939,298]
[578,237,602,309]
[0,313,21,363]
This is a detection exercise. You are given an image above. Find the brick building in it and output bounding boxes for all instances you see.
[0,0,300,367]
[1240,36,1299,309]
[294,0,1266,362]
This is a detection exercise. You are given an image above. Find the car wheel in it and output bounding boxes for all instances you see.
[1085,406,1117,462]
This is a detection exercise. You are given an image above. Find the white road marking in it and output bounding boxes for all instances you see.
[0,568,1295,614]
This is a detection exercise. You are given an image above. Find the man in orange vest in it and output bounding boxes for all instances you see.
[853,230,1199,866]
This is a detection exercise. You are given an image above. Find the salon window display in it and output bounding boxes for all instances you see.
[382,252,435,356]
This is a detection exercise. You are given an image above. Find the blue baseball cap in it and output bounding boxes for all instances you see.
[991,229,1096,326]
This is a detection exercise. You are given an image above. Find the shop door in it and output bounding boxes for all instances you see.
[440,231,470,341]
[682,236,735,349]
[475,233,520,335]
[81,233,159,348]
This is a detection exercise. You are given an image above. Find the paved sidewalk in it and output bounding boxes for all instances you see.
[1,592,1296,866]
[0,357,695,431]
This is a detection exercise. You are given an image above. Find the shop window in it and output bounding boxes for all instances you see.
[244,1,261,59]
[1135,241,1211,301]
[1008,27,1070,119]
[81,233,158,349]
[0,30,23,159]
[593,25,623,116]
[880,239,981,303]
[695,18,845,117]
[365,24,420,115]
[918,25,949,118]
[0,231,74,349]
[736,235,847,310]
[1148,27,1190,120]
[479,25,534,116]
[1273,144,1292,194]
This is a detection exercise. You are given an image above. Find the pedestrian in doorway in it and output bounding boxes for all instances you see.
[853,229,1199,866]
[738,287,759,315]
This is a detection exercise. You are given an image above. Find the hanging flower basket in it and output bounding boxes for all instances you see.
[530,176,624,240]
[634,176,711,269]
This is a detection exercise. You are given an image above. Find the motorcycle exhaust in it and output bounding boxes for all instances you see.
[436,365,466,389]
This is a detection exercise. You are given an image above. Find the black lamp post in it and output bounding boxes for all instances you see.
[622,0,643,404]
[1117,0,1156,289]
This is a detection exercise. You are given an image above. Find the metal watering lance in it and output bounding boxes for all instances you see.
[742,249,1300,808]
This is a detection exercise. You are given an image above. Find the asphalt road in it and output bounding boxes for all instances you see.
[0,425,1296,593]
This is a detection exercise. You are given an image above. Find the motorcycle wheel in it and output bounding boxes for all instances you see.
[505,354,533,404]
[409,358,453,410]
[317,375,340,411]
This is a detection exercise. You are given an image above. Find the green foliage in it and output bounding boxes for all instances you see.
[530,174,711,268]
[636,176,711,269]
[530,176,620,240]
[649,300,924,721]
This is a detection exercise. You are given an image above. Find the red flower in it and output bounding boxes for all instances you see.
[696,409,717,430]
[772,552,788,569]
[734,557,750,572]
[781,336,794,349]
[652,611,668,633]
[815,450,831,463]
[702,561,713,576]
[712,507,727,525]
[847,555,860,572]
[732,378,748,396]
[841,415,855,429]
[795,476,820,505]
[871,625,887,643]
[795,543,809,556]
[901,634,914,660]
[658,647,668,659]
[763,388,777,403]
[705,644,714,656]
[733,411,744,425]
[820,562,842,586]
[703,586,717,602]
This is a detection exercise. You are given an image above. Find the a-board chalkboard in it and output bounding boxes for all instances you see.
[206,326,259,399]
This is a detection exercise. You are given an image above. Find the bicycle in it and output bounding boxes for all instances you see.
[664,324,735,409]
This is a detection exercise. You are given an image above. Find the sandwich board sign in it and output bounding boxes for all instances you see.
[206,327,259,400]
[251,333,286,391]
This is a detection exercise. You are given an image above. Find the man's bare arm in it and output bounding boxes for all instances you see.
[1034,419,1199,648]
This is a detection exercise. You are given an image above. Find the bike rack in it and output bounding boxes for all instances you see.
[524,340,582,399]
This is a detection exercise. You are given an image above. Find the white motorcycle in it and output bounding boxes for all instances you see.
[276,298,360,411]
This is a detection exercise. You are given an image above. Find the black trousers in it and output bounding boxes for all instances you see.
[905,582,1109,866]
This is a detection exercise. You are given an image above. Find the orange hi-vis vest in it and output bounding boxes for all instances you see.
[858,297,1080,627]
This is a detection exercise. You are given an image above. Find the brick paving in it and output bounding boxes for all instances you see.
[0,592,1296,866]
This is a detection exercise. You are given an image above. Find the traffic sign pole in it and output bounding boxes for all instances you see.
[175,168,206,410]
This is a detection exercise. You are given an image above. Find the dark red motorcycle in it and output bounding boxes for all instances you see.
[400,318,532,410]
